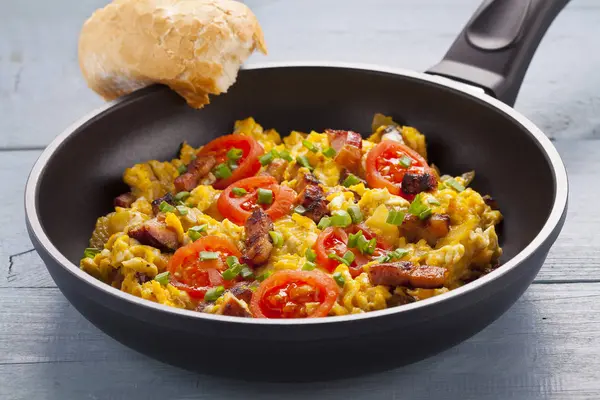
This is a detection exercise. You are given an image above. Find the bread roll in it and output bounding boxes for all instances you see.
[78,0,267,108]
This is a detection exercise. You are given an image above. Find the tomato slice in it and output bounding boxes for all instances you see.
[366,140,432,199]
[197,134,264,189]
[217,176,297,225]
[250,270,339,318]
[168,235,241,299]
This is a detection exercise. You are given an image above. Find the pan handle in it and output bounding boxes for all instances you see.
[426,0,570,106]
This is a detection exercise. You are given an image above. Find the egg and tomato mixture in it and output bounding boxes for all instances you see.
[81,114,503,318]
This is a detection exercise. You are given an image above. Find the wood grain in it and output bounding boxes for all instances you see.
[2,283,600,399]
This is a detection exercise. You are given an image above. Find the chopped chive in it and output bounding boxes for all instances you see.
[176,205,188,215]
[159,201,176,213]
[322,147,336,158]
[154,271,169,285]
[294,205,307,215]
[269,149,280,158]
[175,191,190,201]
[419,208,432,220]
[302,140,318,153]
[240,267,254,279]
[305,248,317,262]
[330,210,352,228]
[446,178,465,192]
[348,231,362,248]
[204,286,225,301]
[328,253,350,266]
[221,268,237,281]
[177,164,187,174]
[343,250,355,264]
[232,187,247,197]
[386,210,405,225]
[302,261,316,271]
[342,174,361,187]
[408,194,431,218]
[347,205,363,223]
[427,197,441,206]
[377,247,409,263]
[259,152,274,166]
[279,150,293,162]
[356,234,371,254]
[188,230,201,241]
[226,256,239,268]
[366,238,377,255]
[296,155,313,171]
[213,163,232,179]
[269,231,283,247]
[317,217,331,230]
[257,188,273,205]
[83,248,100,259]
[333,272,346,287]
[257,271,273,282]
[199,251,219,261]
[399,155,413,168]
[189,224,207,232]
[226,148,243,162]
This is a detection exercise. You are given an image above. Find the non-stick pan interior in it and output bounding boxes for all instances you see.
[36,66,555,271]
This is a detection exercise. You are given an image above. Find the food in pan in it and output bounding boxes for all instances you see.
[81,114,503,318]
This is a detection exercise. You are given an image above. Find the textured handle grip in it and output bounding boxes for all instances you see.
[426,0,570,106]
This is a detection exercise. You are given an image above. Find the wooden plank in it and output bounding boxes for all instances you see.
[1,283,600,399]
[1,0,599,148]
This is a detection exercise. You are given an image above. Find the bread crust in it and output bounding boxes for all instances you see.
[78,0,267,108]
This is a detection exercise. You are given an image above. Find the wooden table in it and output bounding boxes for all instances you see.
[2,0,599,398]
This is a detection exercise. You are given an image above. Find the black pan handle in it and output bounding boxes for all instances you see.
[426,0,570,106]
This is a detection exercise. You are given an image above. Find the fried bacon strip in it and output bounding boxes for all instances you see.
[295,173,328,223]
[114,192,136,208]
[174,154,216,192]
[326,129,363,173]
[242,208,274,267]
[401,172,437,195]
[369,261,447,289]
[260,158,288,183]
[129,219,179,252]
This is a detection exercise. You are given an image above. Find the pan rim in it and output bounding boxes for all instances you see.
[24,61,568,326]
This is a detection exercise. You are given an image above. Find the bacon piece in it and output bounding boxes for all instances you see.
[260,158,288,183]
[220,293,252,317]
[295,173,329,223]
[369,261,447,289]
[114,192,136,208]
[174,154,216,192]
[129,219,179,252]
[400,213,450,246]
[151,193,176,215]
[326,129,363,172]
[295,172,321,194]
[401,172,437,195]
[483,195,499,210]
[229,281,258,304]
[242,208,274,267]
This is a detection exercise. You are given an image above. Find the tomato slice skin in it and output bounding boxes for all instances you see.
[250,270,339,318]
[217,176,297,225]
[197,134,264,189]
[168,235,241,299]
[365,140,432,199]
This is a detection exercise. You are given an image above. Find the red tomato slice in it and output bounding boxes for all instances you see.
[168,235,241,299]
[197,134,264,189]
[366,140,432,199]
[250,270,339,318]
[217,176,297,225]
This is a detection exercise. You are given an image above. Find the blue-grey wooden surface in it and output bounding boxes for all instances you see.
[1,1,600,399]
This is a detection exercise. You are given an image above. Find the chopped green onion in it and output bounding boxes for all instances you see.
[302,140,318,153]
[305,248,317,262]
[213,163,233,179]
[377,248,409,263]
[257,188,273,205]
[175,191,190,201]
[347,205,363,223]
[333,272,346,287]
[222,259,244,281]
[226,148,243,162]
[330,210,352,228]
[177,164,187,174]
[189,224,207,233]
[226,256,239,268]
[302,261,316,271]
[154,271,169,285]
[279,150,293,162]
[204,286,225,301]
[259,152,274,166]
[366,238,377,255]
[188,230,201,241]
[317,217,331,230]
[190,154,197,161]
[342,173,361,187]
[328,253,350,266]
[322,147,336,158]
[343,250,355,264]
[356,234,371,255]
[257,271,273,282]
[348,231,362,248]
[296,155,313,171]
[427,197,441,206]
[199,251,219,261]
[159,201,176,213]
[240,267,254,279]
[176,205,188,215]
[83,248,100,259]
[446,178,465,192]
[221,269,237,281]
[232,187,247,197]
[269,231,283,247]
[386,210,405,225]
[408,194,431,218]
[294,205,307,215]
[418,209,432,220]
[399,155,413,168]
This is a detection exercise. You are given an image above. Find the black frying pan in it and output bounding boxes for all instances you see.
[25,0,569,382]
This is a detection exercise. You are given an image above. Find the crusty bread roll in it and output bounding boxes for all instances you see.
[78,0,267,108]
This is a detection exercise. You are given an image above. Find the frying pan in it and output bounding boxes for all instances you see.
[25,0,569,382]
